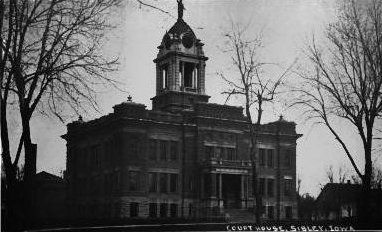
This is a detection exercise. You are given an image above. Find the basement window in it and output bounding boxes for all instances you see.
[130,202,139,217]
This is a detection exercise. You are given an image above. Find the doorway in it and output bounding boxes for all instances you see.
[222,174,241,208]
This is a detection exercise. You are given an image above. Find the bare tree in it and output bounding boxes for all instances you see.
[0,0,124,187]
[219,20,293,222]
[351,163,382,188]
[326,166,335,184]
[0,0,125,229]
[297,177,302,195]
[293,0,382,225]
[325,165,349,184]
[338,165,349,184]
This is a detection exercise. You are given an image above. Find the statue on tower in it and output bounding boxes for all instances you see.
[177,0,185,20]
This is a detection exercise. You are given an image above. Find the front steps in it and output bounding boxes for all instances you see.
[224,208,256,223]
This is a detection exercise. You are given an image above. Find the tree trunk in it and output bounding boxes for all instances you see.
[359,138,372,228]
[19,108,36,228]
[245,95,261,223]
[250,124,262,223]
[20,108,36,181]
[1,100,26,230]
[0,99,16,188]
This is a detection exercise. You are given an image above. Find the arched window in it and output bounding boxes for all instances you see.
[161,64,169,89]
[179,61,198,89]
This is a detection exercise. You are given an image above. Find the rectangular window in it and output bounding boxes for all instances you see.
[284,179,293,196]
[205,146,214,159]
[113,202,120,217]
[221,147,227,160]
[160,203,168,217]
[130,139,138,158]
[188,203,193,217]
[227,148,235,160]
[129,171,139,191]
[113,171,121,191]
[259,149,266,166]
[105,174,111,194]
[259,178,265,196]
[268,206,274,219]
[160,173,168,193]
[284,150,292,167]
[149,203,157,218]
[204,173,210,196]
[170,174,178,193]
[170,203,178,217]
[189,178,194,191]
[285,206,293,219]
[160,140,167,161]
[267,179,274,197]
[103,142,110,167]
[267,149,274,168]
[261,205,266,216]
[130,202,139,217]
[91,145,100,169]
[149,139,157,160]
[215,147,223,159]
[162,64,168,89]
[81,148,89,169]
[170,141,178,161]
[148,173,157,193]
[184,62,195,88]
[96,146,101,168]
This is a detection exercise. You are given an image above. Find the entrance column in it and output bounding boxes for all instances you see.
[241,175,245,199]
[219,174,222,199]
[210,173,217,208]
[210,173,216,198]
[180,61,184,87]
[241,174,245,208]
[219,173,223,208]
[201,174,204,199]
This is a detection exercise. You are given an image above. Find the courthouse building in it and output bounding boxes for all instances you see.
[63,2,300,222]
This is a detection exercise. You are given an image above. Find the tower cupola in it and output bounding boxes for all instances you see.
[151,0,210,112]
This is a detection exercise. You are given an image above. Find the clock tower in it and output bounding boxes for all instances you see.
[151,0,210,112]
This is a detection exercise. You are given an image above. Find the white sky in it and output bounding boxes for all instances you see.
[12,0,380,197]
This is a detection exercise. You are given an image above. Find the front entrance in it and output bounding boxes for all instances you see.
[222,174,241,208]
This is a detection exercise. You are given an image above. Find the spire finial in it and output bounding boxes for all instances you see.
[177,0,185,20]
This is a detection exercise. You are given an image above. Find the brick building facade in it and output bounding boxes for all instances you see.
[63,5,300,222]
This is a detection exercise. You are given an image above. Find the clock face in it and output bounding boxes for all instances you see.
[182,32,194,49]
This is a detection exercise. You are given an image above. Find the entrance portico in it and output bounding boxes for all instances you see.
[203,167,250,209]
